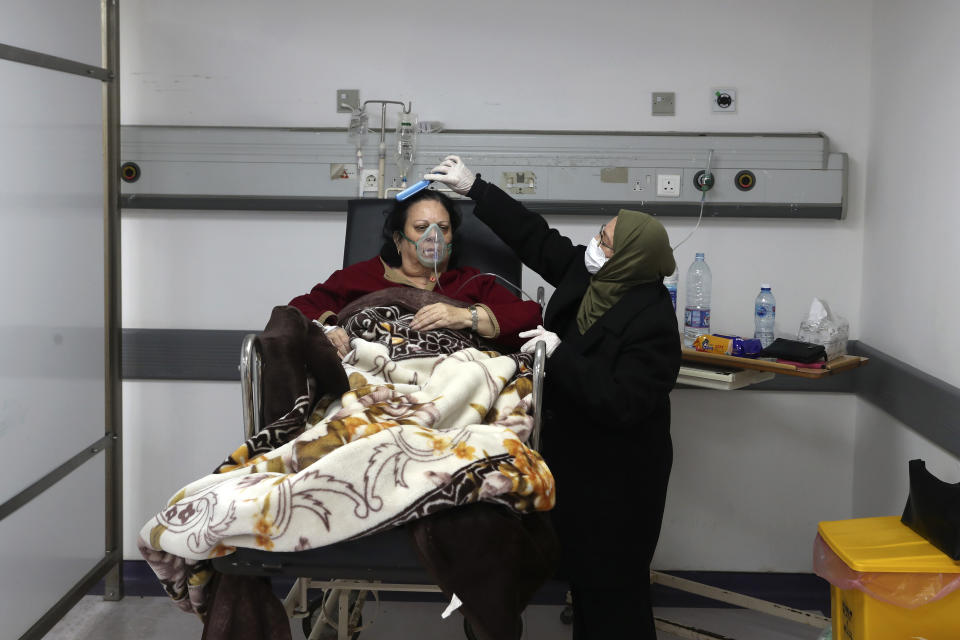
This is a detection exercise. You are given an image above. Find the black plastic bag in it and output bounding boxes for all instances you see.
[901,459,960,560]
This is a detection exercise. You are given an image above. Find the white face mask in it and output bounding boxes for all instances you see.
[584,236,609,274]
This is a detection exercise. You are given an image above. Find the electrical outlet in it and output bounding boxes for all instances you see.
[634,173,653,192]
[361,169,379,192]
[651,92,675,116]
[657,174,682,197]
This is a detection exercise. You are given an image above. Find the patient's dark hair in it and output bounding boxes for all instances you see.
[380,189,462,267]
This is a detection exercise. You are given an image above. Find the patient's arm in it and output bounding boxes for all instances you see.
[289,270,348,324]
[289,259,384,324]
[469,273,543,349]
[408,302,500,340]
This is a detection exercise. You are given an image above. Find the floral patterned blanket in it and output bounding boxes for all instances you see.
[138,301,555,617]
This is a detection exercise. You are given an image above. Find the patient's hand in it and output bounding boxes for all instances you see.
[326,327,351,357]
[410,303,470,332]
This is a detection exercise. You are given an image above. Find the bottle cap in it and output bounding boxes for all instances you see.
[695,252,705,258]
[761,283,771,289]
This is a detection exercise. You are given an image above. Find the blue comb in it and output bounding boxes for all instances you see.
[396,179,432,201]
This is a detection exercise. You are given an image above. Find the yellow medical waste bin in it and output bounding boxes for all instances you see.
[818,517,960,640]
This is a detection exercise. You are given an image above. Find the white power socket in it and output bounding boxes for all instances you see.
[361,169,379,193]
[657,174,682,197]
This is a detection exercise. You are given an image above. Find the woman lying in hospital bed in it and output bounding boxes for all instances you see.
[137,188,555,621]
[289,188,542,353]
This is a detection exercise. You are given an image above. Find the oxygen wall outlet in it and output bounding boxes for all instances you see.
[657,174,682,197]
[712,87,737,112]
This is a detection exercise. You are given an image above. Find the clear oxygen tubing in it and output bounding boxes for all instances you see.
[671,148,713,251]
[452,271,540,307]
[424,225,444,291]
[411,244,445,293]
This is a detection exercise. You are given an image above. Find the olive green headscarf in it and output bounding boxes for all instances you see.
[575,209,676,334]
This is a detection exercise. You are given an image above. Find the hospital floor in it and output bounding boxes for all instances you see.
[46,595,829,639]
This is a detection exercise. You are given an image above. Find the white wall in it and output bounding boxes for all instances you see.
[852,0,960,515]
[119,0,875,568]
[660,391,856,571]
[861,0,960,387]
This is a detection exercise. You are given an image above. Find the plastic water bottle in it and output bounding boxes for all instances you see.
[663,267,679,311]
[683,253,712,347]
[754,284,776,348]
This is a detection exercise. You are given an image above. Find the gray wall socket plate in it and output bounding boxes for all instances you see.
[652,92,676,116]
[336,89,359,113]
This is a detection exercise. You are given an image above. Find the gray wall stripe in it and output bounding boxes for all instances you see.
[120,330,960,457]
[0,42,110,80]
[122,328,252,380]
[852,342,960,457]
[119,194,842,219]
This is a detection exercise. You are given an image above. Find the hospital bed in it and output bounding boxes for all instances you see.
[214,197,548,640]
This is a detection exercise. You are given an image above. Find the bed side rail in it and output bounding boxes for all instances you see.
[240,333,263,440]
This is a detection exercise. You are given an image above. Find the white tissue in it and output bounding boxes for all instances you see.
[798,298,849,360]
[807,298,831,323]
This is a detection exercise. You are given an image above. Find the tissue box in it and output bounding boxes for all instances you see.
[797,298,848,360]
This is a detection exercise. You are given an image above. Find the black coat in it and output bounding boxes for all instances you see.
[470,179,681,586]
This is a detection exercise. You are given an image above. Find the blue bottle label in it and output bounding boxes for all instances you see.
[755,304,776,318]
[684,307,710,329]
[667,288,677,309]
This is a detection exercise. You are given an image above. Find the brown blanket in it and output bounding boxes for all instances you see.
[202,292,557,640]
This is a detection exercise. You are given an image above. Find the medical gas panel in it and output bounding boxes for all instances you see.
[120,127,846,219]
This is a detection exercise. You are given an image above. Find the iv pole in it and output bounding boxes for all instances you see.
[361,99,411,198]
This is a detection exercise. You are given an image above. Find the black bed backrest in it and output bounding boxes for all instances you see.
[344,198,522,286]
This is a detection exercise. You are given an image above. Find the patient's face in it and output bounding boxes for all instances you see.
[397,200,453,271]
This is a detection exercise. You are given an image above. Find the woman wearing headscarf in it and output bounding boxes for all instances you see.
[426,156,681,639]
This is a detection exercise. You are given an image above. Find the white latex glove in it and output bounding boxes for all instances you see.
[424,155,476,195]
[518,325,561,357]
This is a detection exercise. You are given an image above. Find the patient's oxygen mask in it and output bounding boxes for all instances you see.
[402,222,453,271]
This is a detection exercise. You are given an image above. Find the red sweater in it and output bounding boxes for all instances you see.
[289,257,542,350]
